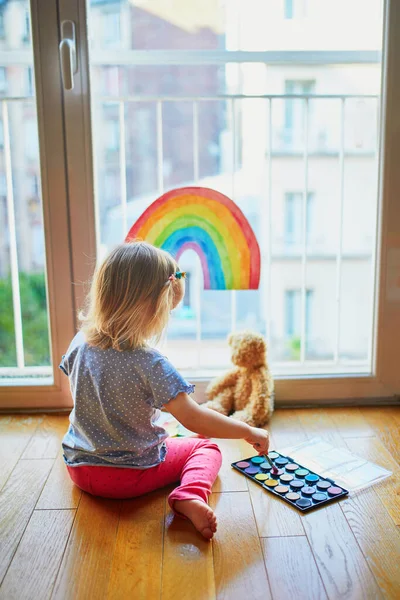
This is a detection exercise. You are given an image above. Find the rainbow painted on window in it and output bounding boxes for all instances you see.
[126,187,261,290]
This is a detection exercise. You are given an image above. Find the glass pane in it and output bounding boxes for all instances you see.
[88,0,384,376]
[89,0,383,52]
[0,2,52,384]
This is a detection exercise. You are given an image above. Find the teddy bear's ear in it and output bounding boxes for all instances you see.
[227,333,234,345]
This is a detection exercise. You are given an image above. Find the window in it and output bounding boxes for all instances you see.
[25,119,39,160]
[23,9,30,42]
[182,272,191,308]
[284,0,294,19]
[105,119,119,151]
[285,289,313,356]
[29,174,40,197]
[83,0,385,378]
[1,0,397,408]
[284,192,314,249]
[284,80,315,148]
[0,10,5,39]
[0,68,7,95]
[26,67,34,96]
[0,120,3,148]
[104,170,118,205]
[103,66,119,95]
[103,11,121,46]
[0,172,6,197]
[284,0,308,19]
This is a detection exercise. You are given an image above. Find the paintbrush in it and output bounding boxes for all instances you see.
[264,453,278,474]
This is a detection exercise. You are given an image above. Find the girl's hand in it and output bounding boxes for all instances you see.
[245,427,270,455]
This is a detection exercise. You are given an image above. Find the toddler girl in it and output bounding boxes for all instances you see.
[60,241,269,539]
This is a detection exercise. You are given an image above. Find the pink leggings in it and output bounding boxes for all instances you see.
[67,437,222,512]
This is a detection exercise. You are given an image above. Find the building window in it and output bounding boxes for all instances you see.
[23,9,31,42]
[105,119,119,151]
[0,172,6,197]
[103,11,121,46]
[284,0,294,19]
[284,0,308,19]
[285,289,313,339]
[26,67,34,96]
[0,120,3,148]
[284,80,315,147]
[104,170,119,205]
[0,10,5,39]
[103,66,119,95]
[182,272,191,308]
[25,120,39,160]
[0,68,7,96]
[29,174,39,197]
[284,191,314,248]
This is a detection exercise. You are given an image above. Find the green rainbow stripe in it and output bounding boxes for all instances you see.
[126,187,260,290]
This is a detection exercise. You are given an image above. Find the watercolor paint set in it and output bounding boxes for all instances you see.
[232,452,349,512]
[232,437,392,512]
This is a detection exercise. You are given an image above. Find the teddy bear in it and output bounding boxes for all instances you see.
[205,331,274,428]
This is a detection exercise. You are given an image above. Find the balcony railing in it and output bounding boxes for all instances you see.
[94,92,379,373]
[0,97,52,381]
[0,92,380,378]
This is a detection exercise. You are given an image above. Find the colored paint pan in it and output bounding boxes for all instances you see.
[280,473,294,483]
[290,479,305,490]
[316,480,331,491]
[244,466,259,475]
[254,473,270,481]
[312,492,327,502]
[268,452,279,459]
[285,492,300,501]
[301,486,316,497]
[251,456,265,464]
[275,457,289,467]
[296,498,312,508]
[285,463,300,472]
[305,474,319,485]
[264,479,279,488]
[270,468,284,479]
[327,486,343,496]
[260,462,272,471]
[236,461,250,469]
[294,468,309,478]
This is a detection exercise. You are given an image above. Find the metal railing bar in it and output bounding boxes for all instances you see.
[156,101,164,195]
[334,99,346,363]
[118,101,128,236]
[2,100,25,368]
[98,93,379,103]
[300,98,309,363]
[90,49,381,66]
[231,98,237,332]
[192,101,202,366]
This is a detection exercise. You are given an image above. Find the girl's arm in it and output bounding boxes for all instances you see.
[166,392,270,453]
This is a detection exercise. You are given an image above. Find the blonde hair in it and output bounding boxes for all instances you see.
[80,241,181,350]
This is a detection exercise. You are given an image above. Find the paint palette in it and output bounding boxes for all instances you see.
[232,451,349,512]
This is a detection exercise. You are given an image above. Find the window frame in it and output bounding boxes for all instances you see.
[0,0,77,409]
[2,0,400,409]
[59,0,400,406]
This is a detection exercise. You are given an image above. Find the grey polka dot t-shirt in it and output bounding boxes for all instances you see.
[60,332,195,469]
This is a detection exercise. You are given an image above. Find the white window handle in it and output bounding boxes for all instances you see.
[59,21,77,91]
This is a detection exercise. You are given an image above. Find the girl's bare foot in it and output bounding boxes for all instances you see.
[174,499,217,539]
